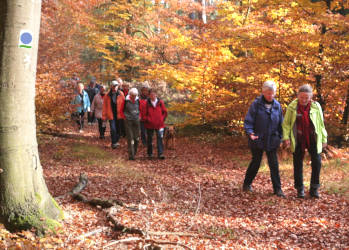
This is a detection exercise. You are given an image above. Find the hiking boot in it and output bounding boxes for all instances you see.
[297,188,305,198]
[242,184,253,192]
[129,156,135,161]
[158,154,165,160]
[274,189,285,198]
[111,143,119,149]
[148,154,153,159]
[310,187,319,199]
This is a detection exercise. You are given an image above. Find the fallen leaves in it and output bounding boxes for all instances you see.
[1,121,349,249]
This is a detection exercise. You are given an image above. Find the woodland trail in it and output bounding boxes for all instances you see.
[2,122,349,249]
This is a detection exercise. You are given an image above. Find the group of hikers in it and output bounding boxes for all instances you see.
[70,77,167,160]
[70,75,327,199]
[243,81,327,199]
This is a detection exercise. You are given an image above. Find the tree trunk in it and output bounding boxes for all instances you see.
[0,0,62,233]
[202,0,207,24]
[342,84,349,125]
[315,74,325,109]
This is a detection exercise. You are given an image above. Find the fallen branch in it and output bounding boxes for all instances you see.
[145,239,192,250]
[107,211,145,236]
[70,173,88,195]
[148,231,215,239]
[103,237,192,250]
[72,193,124,208]
[75,227,109,240]
[103,237,143,249]
[67,173,133,209]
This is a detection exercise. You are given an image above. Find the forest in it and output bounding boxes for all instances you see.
[0,0,349,249]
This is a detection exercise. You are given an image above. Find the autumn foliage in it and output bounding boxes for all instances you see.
[36,0,349,141]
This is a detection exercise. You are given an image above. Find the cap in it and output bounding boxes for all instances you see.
[111,80,119,86]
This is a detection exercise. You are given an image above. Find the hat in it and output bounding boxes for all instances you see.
[111,80,119,86]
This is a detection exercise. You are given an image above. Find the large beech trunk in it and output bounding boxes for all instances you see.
[0,0,62,232]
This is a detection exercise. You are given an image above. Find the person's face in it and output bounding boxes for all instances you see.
[77,84,84,94]
[298,92,312,106]
[141,88,149,96]
[150,92,156,100]
[112,85,118,92]
[130,94,136,100]
[123,85,129,91]
[262,89,275,102]
[100,87,105,94]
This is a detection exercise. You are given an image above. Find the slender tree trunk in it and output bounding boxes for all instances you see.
[0,0,62,233]
[342,84,349,125]
[202,0,207,24]
[315,74,325,109]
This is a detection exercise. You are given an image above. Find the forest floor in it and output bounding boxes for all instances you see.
[1,121,349,249]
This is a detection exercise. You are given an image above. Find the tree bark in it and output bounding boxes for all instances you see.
[342,84,349,125]
[0,0,62,233]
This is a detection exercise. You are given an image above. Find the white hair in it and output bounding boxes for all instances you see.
[116,78,123,85]
[262,80,277,93]
[298,84,313,94]
[129,88,138,96]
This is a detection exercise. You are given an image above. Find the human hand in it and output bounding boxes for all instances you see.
[284,140,290,148]
[250,133,259,140]
[322,143,328,149]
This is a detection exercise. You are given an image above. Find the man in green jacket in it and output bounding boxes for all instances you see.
[283,84,327,198]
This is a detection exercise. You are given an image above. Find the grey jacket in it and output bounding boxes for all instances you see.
[123,95,140,121]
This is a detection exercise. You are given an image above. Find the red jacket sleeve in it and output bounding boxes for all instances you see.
[140,100,147,122]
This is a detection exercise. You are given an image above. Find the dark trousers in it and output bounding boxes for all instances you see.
[88,112,96,123]
[147,129,164,156]
[118,119,126,137]
[125,120,140,158]
[109,119,120,144]
[293,143,321,190]
[243,148,282,192]
[76,111,85,130]
[97,118,106,138]
[140,121,147,145]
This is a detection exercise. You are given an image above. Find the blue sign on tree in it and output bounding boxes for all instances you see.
[19,30,33,48]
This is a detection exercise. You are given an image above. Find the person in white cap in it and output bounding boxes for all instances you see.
[102,80,125,149]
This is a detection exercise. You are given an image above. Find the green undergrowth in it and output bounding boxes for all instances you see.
[111,157,149,182]
[71,143,115,165]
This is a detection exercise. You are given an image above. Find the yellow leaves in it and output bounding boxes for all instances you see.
[291,2,298,8]
[269,8,289,20]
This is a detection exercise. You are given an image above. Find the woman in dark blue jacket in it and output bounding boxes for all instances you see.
[243,80,284,197]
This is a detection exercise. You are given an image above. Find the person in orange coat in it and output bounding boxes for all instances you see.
[102,80,125,149]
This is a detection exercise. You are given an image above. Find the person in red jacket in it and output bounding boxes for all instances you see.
[141,89,167,159]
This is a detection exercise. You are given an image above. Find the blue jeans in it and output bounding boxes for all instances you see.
[109,119,120,144]
[147,129,164,156]
[243,148,282,192]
